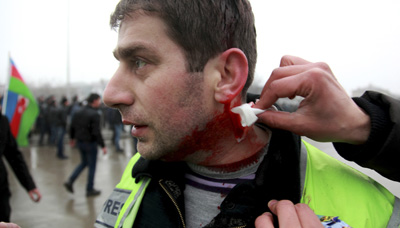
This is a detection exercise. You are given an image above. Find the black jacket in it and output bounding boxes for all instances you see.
[131,128,301,228]
[55,105,69,128]
[334,91,400,181]
[70,105,105,147]
[0,114,36,196]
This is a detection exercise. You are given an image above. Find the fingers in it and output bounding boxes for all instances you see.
[279,55,311,67]
[255,200,323,228]
[256,111,305,135]
[268,200,302,227]
[294,203,324,227]
[255,56,333,110]
[254,69,330,132]
[253,55,354,141]
[254,212,275,228]
[0,222,21,228]
[29,189,42,202]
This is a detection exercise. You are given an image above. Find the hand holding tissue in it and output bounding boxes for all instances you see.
[231,103,277,127]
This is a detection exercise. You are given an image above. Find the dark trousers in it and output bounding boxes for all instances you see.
[56,126,66,157]
[113,124,123,151]
[0,189,11,222]
[68,141,98,191]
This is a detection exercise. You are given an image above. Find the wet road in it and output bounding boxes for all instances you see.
[7,133,400,228]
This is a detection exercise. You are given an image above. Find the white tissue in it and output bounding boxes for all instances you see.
[231,103,276,127]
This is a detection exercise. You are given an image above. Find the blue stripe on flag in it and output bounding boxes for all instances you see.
[5,91,18,122]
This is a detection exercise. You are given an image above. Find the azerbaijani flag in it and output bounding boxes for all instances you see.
[2,58,39,146]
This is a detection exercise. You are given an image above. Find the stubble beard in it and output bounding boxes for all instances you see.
[138,72,210,161]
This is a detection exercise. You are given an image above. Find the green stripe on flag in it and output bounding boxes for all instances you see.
[9,76,39,146]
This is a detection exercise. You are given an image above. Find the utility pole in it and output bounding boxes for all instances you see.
[66,0,71,99]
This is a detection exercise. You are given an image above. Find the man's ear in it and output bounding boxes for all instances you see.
[214,48,248,103]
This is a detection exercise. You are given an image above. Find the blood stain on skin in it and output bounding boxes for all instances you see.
[164,98,261,171]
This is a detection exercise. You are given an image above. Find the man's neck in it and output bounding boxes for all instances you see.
[182,122,270,172]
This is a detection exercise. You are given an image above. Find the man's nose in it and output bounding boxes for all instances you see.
[103,68,134,108]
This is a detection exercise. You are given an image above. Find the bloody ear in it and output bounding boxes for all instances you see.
[214,48,248,103]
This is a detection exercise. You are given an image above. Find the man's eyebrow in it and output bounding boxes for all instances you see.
[113,45,153,61]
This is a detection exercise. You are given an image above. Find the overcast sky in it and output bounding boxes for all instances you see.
[1,0,399,96]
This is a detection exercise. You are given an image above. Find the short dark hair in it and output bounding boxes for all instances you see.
[60,96,68,106]
[110,0,257,98]
[87,93,101,104]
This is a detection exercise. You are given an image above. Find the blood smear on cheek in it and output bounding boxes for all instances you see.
[168,112,231,162]
[169,100,248,163]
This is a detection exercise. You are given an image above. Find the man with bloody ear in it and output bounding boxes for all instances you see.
[96,0,399,227]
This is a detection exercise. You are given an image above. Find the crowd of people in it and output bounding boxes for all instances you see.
[34,94,127,158]
[1,92,138,226]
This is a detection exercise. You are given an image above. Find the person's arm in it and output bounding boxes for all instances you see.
[254,55,370,144]
[1,116,41,202]
[254,55,399,181]
[91,110,105,148]
[334,91,400,181]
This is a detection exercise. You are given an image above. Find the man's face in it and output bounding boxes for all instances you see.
[92,98,101,108]
[103,11,216,161]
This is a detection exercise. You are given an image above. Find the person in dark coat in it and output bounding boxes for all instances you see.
[0,112,41,222]
[64,93,107,197]
[55,97,69,159]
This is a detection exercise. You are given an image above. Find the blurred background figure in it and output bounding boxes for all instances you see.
[68,95,81,123]
[55,96,69,159]
[0,105,41,223]
[109,108,123,152]
[44,96,57,146]
[35,96,46,146]
[64,93,107,197]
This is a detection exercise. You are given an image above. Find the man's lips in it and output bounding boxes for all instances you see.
[131,124,148,138]
[122,120,148,137]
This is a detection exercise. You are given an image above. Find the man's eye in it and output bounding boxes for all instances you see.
[134,59,147,69]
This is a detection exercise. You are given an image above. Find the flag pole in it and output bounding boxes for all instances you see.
[2,52,12,115]
[66,0,71,99]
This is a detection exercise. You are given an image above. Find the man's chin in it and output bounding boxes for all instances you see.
[136,145,167,161]
[136,139,183,161]
[137,151,161,160]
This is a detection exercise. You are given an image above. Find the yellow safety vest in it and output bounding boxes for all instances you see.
[95,153,150,228]
[300,142,400,228]
[95,141,400,228]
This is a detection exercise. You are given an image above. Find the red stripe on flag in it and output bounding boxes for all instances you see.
[10,97,27,138]
[11,63,24,82]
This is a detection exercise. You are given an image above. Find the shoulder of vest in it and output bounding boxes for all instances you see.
[301,141,398,228]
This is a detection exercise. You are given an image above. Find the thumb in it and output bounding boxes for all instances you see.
[280,55,311,67]
[257,110,297,131]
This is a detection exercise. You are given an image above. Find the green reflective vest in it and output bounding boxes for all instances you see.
[95,141,400,228]
[95,153,150,228]
[300,142,400,228]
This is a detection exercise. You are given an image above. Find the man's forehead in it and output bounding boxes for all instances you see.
[114,11,183,61]
[119,10,162,30]
[117,11,168,42]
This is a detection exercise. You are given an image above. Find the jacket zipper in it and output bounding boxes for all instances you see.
[159,179,186,228]
[159,180,247,228]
